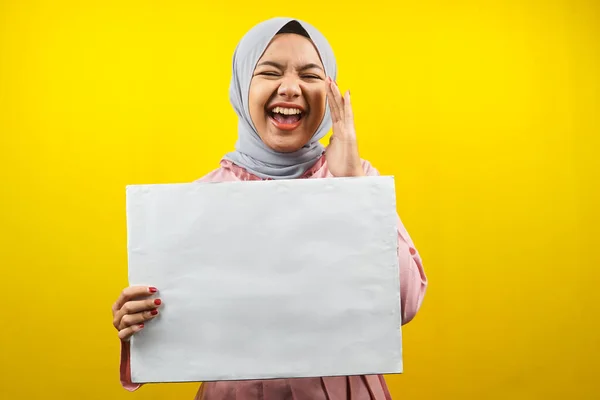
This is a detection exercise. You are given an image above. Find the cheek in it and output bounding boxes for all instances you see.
[248,82,269,128]
[308,88,327,121]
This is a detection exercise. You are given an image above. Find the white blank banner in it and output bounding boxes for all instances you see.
[126,176,402,383]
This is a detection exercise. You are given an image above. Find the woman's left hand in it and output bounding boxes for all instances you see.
[325,77,365,177]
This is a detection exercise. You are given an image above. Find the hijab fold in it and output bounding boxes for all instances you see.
[223,17,337,180]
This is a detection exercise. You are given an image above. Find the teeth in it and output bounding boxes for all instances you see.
[272,107,302,115]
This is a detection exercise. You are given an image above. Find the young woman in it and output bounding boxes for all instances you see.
[111,17,428,400]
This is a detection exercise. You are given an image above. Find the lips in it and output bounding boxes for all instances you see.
[266,103,306,131]
[268,113,303,131]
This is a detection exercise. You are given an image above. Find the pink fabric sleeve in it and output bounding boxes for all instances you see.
[362,160,428,325]
[120,340,142,391]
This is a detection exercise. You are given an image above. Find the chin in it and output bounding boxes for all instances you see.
[267,141,304,153]
[262,132,310,153]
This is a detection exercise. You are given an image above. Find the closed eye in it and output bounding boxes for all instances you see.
[258,71,281,77]
[255,71,323,80]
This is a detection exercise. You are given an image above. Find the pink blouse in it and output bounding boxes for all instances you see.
[119,156,428,400]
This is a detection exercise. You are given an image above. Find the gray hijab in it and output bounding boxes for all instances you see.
[222,17,337,180]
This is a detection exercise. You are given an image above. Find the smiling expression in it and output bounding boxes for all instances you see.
[249,33,328,153]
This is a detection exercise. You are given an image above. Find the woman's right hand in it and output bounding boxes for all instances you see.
[112,286,162,341]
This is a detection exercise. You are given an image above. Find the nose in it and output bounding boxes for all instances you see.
[277,76,301,98]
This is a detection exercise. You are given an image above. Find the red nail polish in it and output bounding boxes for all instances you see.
[151,309,158,315]
[154,299,162,306]
[149,287,157,293]
[138,323,144,328]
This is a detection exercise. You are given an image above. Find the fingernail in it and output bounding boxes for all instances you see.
[138,323,145,329]
[149,287,157,293]
[151,309,158,315]
[154,299,162,306]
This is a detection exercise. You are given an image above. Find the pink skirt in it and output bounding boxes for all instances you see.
[195,376,393,400]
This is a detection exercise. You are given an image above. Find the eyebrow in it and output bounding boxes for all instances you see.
[256,61,324,71]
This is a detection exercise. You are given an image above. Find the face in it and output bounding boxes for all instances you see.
[249,33,327,153]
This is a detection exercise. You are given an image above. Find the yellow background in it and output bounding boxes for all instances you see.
[1,0,598,399]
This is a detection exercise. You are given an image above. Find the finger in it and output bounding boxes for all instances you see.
[113,298,162,330]
[330,79,345,122]
[343,90,356,139]
[119,309,159,330]
[326,78,342,123]
[118,322,145,341]
[113,286,157,314]
[326,78,340,122]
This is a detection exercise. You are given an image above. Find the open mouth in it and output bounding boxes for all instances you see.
[267,106,305,130]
